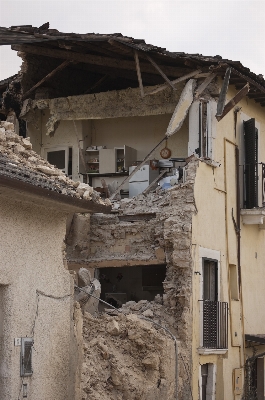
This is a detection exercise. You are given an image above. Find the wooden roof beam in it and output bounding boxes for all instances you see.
[216,83,249,122]
[216,68,231,117]
[194,72,217,98]
[145,54,176,90]
[248,93,265,99]
[84,74,109,94]
[213,64,265,95]
[12,43,191,78]
[22,60,71,99]
[145,69,202,96]
[134,50,145,98]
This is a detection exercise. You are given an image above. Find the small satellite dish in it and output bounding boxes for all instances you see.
[166,79,196,137]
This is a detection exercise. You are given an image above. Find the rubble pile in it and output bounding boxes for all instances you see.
[112,188,171,214]
[105,296,177,339]
[0,121,110,205]
[81,311,176,400]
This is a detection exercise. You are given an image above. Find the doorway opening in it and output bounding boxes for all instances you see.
[99,264,166,309]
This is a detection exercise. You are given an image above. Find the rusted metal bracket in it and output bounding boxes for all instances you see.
[216,67,231,117]
[216,83,249,121]
[22,60,71,99]
[134,50,145,98]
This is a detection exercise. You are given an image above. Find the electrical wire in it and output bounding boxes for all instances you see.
[17,290,71,399]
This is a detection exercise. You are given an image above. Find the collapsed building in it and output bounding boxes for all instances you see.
[1,23,265,399]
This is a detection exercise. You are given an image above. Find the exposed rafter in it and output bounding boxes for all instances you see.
[12,43,191,78]
[22,60,71,99]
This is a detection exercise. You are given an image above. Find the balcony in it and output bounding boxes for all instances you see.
[240,162,265,227]
[199,301,228,354]
[240,162,265,209]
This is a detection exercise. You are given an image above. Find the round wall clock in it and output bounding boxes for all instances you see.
[160,140,172,159]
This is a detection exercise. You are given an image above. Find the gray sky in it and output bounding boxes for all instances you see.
[0,0,264,80]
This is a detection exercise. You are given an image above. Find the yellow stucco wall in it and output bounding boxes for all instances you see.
[191,84,265,399]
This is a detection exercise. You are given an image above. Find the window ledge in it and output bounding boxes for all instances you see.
[197,348,228,355]
[241,209,265,225]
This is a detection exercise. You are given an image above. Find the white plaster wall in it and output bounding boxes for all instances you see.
[90,114,188,161]
[29,111,189,187]
[28,110,83,182]
[0,196,76,400]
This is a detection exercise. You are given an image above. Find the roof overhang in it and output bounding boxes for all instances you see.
[245,334,265,345]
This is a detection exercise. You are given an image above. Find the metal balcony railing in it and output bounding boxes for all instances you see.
[240,162,265,209]
[201,301,228,349]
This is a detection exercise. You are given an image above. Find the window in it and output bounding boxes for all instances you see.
[203,259,218,301]
[44,147,72,177]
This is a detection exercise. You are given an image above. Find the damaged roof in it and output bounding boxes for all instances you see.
[0,23,265,105]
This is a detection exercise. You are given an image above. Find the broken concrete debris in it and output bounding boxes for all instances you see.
[82,312,176,400]
[73,158,198,400]
[0,121,109,206]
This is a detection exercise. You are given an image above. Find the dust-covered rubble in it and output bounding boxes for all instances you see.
[81,311,176,400]
[0,121,110,206]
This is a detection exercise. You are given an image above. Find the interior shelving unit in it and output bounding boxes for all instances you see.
[86,149,99,173]
[85,146,137,174]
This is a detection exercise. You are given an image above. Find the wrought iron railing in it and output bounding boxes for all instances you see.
[200,301,228,349]
[240,162,265,209]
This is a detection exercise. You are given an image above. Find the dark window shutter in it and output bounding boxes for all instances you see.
[244,118,258,208]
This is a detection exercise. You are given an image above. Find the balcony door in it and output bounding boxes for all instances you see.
[203,259,218,301]
[202,258,228,349]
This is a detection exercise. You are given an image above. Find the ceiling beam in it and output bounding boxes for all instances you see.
[216,83,249,121]
[12,43,191,78]
[216,67,231,117]
[22,60,71,99]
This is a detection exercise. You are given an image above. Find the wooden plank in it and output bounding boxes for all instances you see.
[118,213,156,221]
[216,83,249,121]
[12,43,191,78]
[22,60,71,99]
[213,63,265,95]
[134,50,145,98]
[248,93,265,99]
[108,39,134,55]
[194,72,217,98]
[216,67,231,116]
[145,69,201,96]
[142,170,168,196]
[84,74,109,94]
[145,55,176,90]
